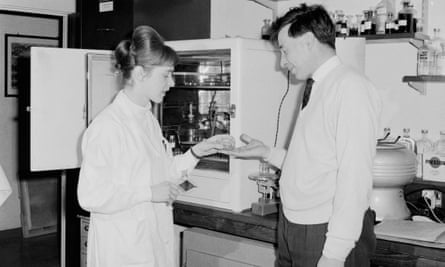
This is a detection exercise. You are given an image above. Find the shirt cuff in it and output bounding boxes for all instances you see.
[322,236,355,262]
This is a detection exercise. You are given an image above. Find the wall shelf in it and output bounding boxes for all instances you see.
[364,32,415,44]
[402,75,445,95]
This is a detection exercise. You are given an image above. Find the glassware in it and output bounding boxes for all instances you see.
[375,3,388,35]
[356,14,364,36]
[348,15,359,36]
[416,129,434,178]
[417,40,435,75]
[385,12,395,34]
[261,19,271,40]
[434,131,445,155]
[399,128,417,153]
[398,0,415,33]
[363,9,376,35]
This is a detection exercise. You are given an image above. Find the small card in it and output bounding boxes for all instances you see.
[179,180,196,191]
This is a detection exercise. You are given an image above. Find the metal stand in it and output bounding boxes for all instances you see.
[248,171,279,216]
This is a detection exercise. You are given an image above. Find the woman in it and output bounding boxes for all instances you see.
[77,25,234,267]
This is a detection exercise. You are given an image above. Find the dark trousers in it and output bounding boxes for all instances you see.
[276,207,376,267]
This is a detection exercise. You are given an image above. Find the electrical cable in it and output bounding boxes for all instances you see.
[273,71,290,147]
[423,196,444,224]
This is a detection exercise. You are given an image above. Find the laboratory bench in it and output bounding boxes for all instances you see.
[64,168,445,267]
[173,201,445,267]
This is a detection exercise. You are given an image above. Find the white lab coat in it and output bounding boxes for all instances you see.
[78,91,198,267]
[0,164,12,207]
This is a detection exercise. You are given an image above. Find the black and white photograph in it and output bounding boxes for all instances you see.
[1,1,445,267]
[4,34,59,97]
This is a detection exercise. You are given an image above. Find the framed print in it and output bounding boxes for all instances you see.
[4,34,60,97]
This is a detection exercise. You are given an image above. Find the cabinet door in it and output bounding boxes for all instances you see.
[134,0,211,41]
[182,228,276,267]
[30,47,110,171]
[78,0,133,49]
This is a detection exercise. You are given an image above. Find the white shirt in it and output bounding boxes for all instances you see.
[0,164,12,207]
[268,56,382,261]
[78,91,198,267]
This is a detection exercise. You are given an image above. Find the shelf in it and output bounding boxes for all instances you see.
[402,75,445,95]
[364,32,415,44]
[172,85,230,90]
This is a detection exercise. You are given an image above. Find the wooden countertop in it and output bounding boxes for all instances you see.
[173,201,445,266]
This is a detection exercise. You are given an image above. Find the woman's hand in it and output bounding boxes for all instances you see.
[220,134,270,160]
[151,181,183,205]
[191,134,235,158]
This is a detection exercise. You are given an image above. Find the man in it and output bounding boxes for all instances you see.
[223,4,381,267]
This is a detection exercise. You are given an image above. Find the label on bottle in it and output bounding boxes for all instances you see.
[99,1,113,12]
[365,21,372,30]
[399,19,407,26]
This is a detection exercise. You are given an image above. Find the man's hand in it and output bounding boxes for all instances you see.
[220,134,270,160]
[317,255,344,267]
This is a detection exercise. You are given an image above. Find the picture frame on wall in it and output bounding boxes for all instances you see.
[4,34,60,97]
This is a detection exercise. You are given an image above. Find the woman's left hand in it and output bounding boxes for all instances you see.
[191,134,235,158]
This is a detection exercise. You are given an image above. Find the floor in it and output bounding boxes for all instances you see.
[0,229,59,267]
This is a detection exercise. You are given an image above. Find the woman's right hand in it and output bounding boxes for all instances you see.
[151,181,183,204]
[221,134,270,160]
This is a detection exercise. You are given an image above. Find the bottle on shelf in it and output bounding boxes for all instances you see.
[347,15,358,36]
[375,0,388,35]
[335,10,347,37]
[261,19,271,40]
[397,0,415,33]
[399,128,417,153]
[356,14,365,36]
[417,39,435,75]
[416,129,434,178]
[385,12,395,34]
[363,9,376,35]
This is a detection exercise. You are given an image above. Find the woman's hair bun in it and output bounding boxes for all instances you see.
[114,39,136,78]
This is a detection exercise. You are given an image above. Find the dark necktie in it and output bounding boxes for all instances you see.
[301,78,314,110]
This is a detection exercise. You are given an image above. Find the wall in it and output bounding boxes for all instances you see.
[211,0,273,39]
[0,0,74,231]
[277,0,445,142]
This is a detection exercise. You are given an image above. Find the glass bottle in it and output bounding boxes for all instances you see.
[347,15,357,36]
[385,12,395,34]
[375,2,388,35]
[261,19,271,40]
[356,14,365,36]
[434,131,445,155]
[417,40,435,75]
[398,0,413,33]
[399,128,417,153]
[335,10,346,37]
[416,129,434,178]
[363,9,376,35]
